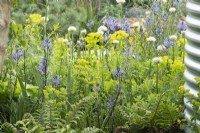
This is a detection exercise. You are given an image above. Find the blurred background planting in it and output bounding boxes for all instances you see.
[11,0,160,35]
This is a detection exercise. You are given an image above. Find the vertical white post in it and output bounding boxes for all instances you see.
[184,0,200,132]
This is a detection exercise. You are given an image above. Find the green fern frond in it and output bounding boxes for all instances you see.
[81,126,104,133]
[1,122,17,133]
[33,100,66,132]
[66,92,98,128]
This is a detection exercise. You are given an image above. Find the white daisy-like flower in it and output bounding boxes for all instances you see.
[145,11,151,15]
[132,22,140,27]
[116,0,126,4]
[147,36,156,42]
[97,26,108,32]
[169,7,176,13]
[80,29,87,35]
[68,26,77,32]
[169,35,177,41]
[152,57,162,64]
[157,45,166,51]
[113,40,119,44]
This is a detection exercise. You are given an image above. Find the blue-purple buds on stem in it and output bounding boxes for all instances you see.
[113,67,125,79]
[52,75,60,85]
[42,37,52,48]
[164,39,173,49]
[12,49,23,63]
[38,58,47,74]
[177,21,187,31]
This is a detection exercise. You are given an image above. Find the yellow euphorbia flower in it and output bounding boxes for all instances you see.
[177,38,187,47]
[171,60,184,70]
[85,32,104,49]
[110,30,129,42]
[27,14,42,25]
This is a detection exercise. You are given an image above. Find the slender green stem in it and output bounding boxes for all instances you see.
[172,44,175,63]
[156,64,159,93]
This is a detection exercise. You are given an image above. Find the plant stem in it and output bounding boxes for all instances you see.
[156,64,159,93]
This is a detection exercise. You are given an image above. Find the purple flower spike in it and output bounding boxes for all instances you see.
[113,67,125,78]
[107,98,114,107]
[173,0,182,6]
[12,49,23,62]
[52,75,60,85]
[38,58,47,74]
[151,5,160,11]
[164,39,173,49]
[177,21,187,31]
[121,19,130,34]
[42,37,52,48]
[103,17,118,33]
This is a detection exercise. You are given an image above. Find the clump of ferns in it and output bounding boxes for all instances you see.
[117,92,180,131]
[33,100,66,132]
[66,92,98,129]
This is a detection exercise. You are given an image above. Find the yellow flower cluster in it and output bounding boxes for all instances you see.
[74,59,97,86]
[159,56,184,71]
[26,14,42,25]
[110,30,129,42]
[85,32,104,49]
[44,86,67,100]
[177,38,187,47]
[171,60,184,70]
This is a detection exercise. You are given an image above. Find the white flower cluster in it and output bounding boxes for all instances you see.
[157,45,166,51]
[80,29,87,35]
[147,36,156,42]
[152,57,162,64]
[116,0,126,4]
[169,7,176,13]
[97,26,108,35]
[68,26,77,32]
[169,35,177,41]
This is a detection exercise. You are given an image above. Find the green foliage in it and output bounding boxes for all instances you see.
[1,122,17,133]
[66,92,98,128]
[0,0,188,132]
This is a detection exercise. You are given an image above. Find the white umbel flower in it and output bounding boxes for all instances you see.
[97,31,104,35]
[169,35,177,41]
[152,57,162,64]
[162,0,167,3]
[97,26,108,32]
[169,7,176,13]
[68,26,77,32]
[157,45,166,51]
[116,0,126,4]
[42,16,49,22]
[145,11,151,15]
[63,39,69,43]
[147,36,156,42]
[132,22,140,27]
[80,29,87,35]
[113,40,119,44]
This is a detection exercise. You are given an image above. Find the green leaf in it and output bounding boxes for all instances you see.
[17,75,27,98]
